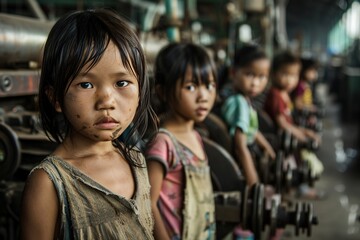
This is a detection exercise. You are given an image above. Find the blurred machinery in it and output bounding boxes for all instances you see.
[0,13,53,240]
[0,1,323,239]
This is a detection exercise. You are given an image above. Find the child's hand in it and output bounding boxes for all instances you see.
[304,129,321,145]
[265,147,276,160]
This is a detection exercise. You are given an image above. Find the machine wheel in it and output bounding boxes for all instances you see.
[0,122,21,180]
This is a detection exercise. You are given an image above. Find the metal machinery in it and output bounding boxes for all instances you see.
[0,1,320,239]
[203,137,318,239]
[0,13,55,240]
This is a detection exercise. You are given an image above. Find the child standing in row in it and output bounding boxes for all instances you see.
[292,57,319,113]
[221,45,276,187]
[145,43,217,240]
[264,51,320,143]
[20,9,158,239]
[264,51,323,198]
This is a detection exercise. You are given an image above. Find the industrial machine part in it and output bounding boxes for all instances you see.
[259,150,319,193]
[0,181,24,240]
[203,137,319,239]
[0,13,53,68]
[0,123,21,180]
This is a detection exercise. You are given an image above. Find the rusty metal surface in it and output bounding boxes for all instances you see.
[0,70,40,97]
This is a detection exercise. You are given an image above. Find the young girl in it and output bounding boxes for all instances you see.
[145,43,217,240]
[221,45,276,187]
[20,9,158,239]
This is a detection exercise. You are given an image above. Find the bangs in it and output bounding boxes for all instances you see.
[63,11,140,90]
[180,47,217,85]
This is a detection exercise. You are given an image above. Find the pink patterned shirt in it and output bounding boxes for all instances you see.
[145,131,205,239]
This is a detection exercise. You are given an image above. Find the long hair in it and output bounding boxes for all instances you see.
[154,42,217,114]
[38,8,158,166]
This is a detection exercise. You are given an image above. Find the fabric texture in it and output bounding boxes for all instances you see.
[293,80,313,107]
[145,129,215,240]
[30,150,154,240]
[221,94,259,145]
[264,87,293,125]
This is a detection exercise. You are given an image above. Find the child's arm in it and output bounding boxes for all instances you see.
[20,169,58,240]
[234,128,259,186]
[147,161,171,240]
[276,114,308,142]
[294,96,317,112]
[294,95,305,110]
[255,131,276,160]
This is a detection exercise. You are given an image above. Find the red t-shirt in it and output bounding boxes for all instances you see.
[264,87,293,125]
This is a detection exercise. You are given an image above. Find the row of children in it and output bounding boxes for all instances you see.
[19,8,321,240]
[221,45,324,196]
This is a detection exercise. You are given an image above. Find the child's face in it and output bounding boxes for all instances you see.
[233,58,270,98]
[57,41,139,142]
[273,63,300,92]
[172,65,216,122]
[304,68,318,82]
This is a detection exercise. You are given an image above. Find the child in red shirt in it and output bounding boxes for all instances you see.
[264,51,323,199]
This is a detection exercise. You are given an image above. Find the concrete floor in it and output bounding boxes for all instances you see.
[282,87,360,240]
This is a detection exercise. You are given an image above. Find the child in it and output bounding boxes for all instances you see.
[20,9,158,239]
[292,57,319,113]
[145,43,217,240]
[264,51,320,144]
[221,45,276,187]
[264,51,324,198]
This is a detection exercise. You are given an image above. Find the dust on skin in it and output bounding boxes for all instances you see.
[111,127,122,140]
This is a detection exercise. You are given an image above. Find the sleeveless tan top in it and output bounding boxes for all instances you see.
[31,149,154,240]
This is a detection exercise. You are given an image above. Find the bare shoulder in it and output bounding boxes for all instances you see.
[22,168,57,202]
[20,168,59,240]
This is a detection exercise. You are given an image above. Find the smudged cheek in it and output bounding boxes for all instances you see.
[111,126,123,140]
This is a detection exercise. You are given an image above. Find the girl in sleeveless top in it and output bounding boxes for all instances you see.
[20,9,158,240]
[145,43,217,240]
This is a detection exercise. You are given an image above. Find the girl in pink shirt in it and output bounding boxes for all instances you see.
[145,43,217,240]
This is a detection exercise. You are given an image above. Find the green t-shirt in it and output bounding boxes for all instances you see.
[221,94,259,145]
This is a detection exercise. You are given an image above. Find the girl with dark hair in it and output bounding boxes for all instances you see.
[20,9,158,239]
[145,43,217,240]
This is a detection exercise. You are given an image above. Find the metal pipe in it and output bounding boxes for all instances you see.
[25,0,47,21]
[165,0,180,42]
[0,13,53,67]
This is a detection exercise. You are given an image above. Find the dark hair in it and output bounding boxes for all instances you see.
[38,8,158,166]
[154,42,217,113]
[300,57,318,80]
[271,50,301,74]
[233,44,267,69]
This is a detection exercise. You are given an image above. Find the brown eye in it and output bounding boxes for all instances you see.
[185,84,196,92]
[79,82,93,89]
[116,81,129,88]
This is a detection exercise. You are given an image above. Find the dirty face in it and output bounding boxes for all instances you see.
[233,58,270,98]
[56,41,139,142]
[171,65,216,122]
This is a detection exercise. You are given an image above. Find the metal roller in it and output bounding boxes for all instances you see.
[0,13,53,67]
